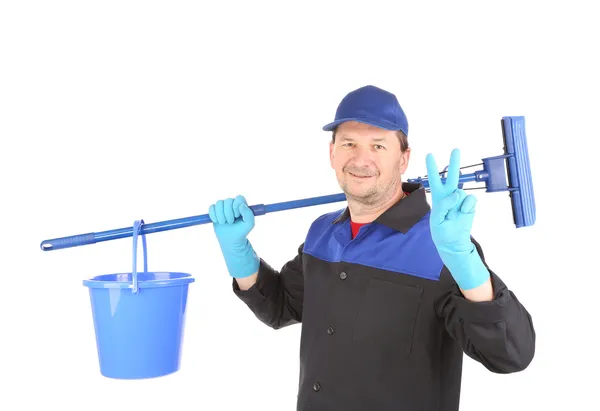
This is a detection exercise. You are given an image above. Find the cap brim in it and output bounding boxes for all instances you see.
[322,117,399,132]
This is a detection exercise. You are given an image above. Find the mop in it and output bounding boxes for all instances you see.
[40,116,536,253]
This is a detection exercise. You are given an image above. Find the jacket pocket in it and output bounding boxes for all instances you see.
[352,278,423,354]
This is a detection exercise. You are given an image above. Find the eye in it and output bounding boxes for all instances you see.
[375,144,385,150]
[342,142,354,147]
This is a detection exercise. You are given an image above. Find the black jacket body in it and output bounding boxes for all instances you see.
[233,183,535,410]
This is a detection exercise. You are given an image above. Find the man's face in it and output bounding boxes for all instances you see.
[329,121,410,205]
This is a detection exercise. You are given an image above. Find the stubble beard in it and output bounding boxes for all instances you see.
[340,169,402,207]
[341,179,380,205]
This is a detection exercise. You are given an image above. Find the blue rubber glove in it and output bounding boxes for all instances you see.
[425,148,490,290]
[208,195,260,278]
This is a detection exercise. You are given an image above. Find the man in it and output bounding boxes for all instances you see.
[208,85,535,411]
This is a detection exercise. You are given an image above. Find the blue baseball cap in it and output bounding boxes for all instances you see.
[322,85,408,135]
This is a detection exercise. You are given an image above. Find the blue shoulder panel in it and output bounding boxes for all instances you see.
[303,208,444,281]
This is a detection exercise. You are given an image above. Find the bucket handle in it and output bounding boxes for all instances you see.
[132,219,148,294]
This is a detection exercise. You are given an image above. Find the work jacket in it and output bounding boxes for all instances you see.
[232,182,536,411]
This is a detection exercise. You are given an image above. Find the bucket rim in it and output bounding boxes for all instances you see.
[83,271,195,289]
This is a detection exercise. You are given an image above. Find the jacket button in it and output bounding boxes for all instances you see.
[339,271,347,280]
[313,382,321,391]
[327,326,335,335]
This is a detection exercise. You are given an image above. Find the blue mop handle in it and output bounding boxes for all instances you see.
[40,192,348,251]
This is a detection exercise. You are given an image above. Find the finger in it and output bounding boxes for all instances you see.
[440,191,462,218]
[425,153,443,193]
[445,148,461,189]
[430,191,459,225]
[208,204,217,223]
[430,202,449,226]
[215,200,226,224]
[239,202,255,225]
[446,190,466,220]
[460,194,477,214]
[223,198,235,223]
[232,195,247,219]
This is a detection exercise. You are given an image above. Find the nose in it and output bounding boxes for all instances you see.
[351,144,375,166]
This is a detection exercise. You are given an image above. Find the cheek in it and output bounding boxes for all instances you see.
[332,154,348,170]
[378,157,400,175]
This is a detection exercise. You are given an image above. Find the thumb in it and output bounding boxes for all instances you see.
[431,191,460,225]
[439,191,461,213]
[238,203,256,225]
[446,190,467,220]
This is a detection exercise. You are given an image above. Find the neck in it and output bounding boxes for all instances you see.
[348,184,406,223]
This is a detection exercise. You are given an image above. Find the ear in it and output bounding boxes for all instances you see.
[400,148,411,174]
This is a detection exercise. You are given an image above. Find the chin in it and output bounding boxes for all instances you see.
[342,184,377,200]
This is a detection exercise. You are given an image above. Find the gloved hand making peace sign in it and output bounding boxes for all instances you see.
[426,148,490,290]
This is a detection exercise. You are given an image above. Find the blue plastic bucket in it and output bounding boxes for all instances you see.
[83,219,195,379]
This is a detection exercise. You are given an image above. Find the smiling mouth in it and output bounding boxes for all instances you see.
[349,172,374,179]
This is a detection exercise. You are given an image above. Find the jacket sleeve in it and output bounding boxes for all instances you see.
[434,237,536,373]
[232,242,305,330]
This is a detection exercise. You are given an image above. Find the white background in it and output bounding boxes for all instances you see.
[1,1,598,410]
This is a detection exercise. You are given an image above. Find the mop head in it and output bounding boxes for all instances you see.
[407,115,536,229]
[501,116,536,228]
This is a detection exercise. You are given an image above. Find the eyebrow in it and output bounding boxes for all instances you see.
[339,135,387,143]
